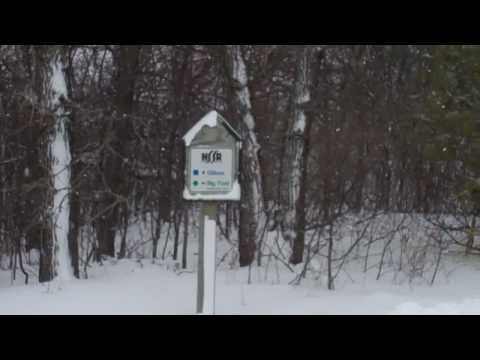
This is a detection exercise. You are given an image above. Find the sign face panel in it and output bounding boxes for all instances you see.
[189,148,233,193]
[183,111,241,201]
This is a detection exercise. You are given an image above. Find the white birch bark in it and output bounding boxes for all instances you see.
[284,47,311,248]
[229,45,265,233]
[48,56,73,282]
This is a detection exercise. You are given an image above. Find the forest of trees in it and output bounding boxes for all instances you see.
[1,45,479,288]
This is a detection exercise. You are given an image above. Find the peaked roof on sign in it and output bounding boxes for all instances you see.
[216,112,242,141]
[183,111,241,146]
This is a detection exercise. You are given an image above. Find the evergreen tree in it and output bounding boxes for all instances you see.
[424,45,480,210]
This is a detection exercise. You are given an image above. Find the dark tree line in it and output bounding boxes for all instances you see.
[0,45,478,284]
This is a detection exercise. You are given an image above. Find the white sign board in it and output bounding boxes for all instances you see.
[190,148,233,193]
[183,110,241,202]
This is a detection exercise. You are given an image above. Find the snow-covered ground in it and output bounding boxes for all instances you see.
[1,212,479,315]
[1,255,480,315]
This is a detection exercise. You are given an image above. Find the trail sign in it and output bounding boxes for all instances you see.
[190,148,234,193]
[183,111,242,201]
[183,110,242,315]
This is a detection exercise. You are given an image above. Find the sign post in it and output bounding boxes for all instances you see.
[197,203,217,314]
[183,111,242,315]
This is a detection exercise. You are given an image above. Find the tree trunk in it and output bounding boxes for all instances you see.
[466,216,476,256]
[68,187,80,279]
[63,48,80,279]
[27,45,56,283]
[0,95,6,271]
[152,216,161,260]
[118,203,129,259]
[182,208,189,269]
[327,224,335,291]
[173,209,181,261]
[39,226,55,283]
[49,55,74,281]
[228,45,265,267]
[283,46,312,266]
[96,46,141,261]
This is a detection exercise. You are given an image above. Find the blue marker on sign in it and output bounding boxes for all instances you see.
[193,169,199,176]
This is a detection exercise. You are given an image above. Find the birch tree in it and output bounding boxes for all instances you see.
[283,46,312,265]
[48,50,74,281]
[227,45,265,267]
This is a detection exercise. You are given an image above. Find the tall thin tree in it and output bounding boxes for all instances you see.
[227,45,265,267]
[283,46,312,265]
[48,49,74,281]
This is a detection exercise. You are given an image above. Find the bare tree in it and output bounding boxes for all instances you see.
[48,48,74,281]
[282,46,313,265]
[95,45,142,261]
[227,45,265,267]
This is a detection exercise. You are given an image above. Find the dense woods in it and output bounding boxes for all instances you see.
[1,45,479,288]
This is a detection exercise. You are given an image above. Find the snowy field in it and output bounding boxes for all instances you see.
[1,255,480,315]
[2,213,480,315]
